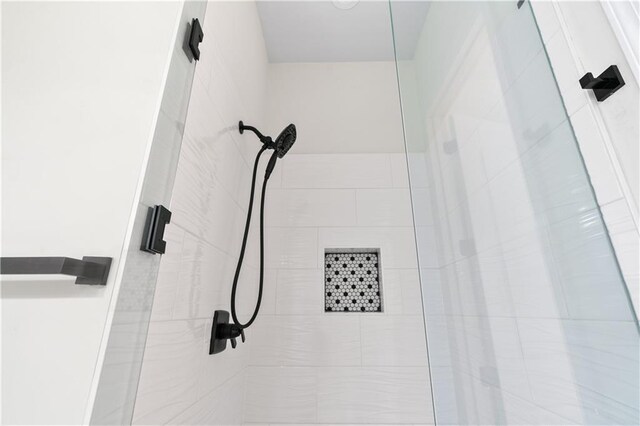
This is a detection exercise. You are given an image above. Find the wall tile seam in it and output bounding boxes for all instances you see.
[171,149,254,214]
[207,106,268,172]
[436,123,576,218]
[266,313,424,319]
[240,368,250,425]
[267,187,413,192]
[566,102,627,204]
[160,367,248,425]
[440,40,547,155]
[169,175,251,223]
[271,268,281,319]
[601,209,640,239]
[424,313,639,322]
[134,349,209,421]
[276,185,399,190]
[193,57,268,171]
[266,225,417,230]
[424,301,609,321]
[245,363,430,369]
[246,365,431,369]
[598,196,630,212]
[539,32,590,117]
[440,360,576,425]
[170,212,257,260]
[255,313,425,319]
[181,105,255,175]
[163,222,242,265]
[428,203,618,268]
[204,47,268,125]
[265,225,419,230]
[149,224,187,322]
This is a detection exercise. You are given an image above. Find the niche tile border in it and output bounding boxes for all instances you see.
[324,248,382,313]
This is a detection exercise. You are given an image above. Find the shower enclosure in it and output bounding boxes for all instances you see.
[6,1,637,424]
[390,1,639,425]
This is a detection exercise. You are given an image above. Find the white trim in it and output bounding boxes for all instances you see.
[602,0,640,85]
[551,0,639,229]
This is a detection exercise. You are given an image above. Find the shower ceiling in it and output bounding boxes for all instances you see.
[256,0,430,62]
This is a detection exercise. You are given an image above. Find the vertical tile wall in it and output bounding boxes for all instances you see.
[132,1,270,424]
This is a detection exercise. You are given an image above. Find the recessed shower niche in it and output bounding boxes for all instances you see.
[324,249,382,313]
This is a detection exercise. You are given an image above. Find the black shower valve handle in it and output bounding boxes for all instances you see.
[210,310,248,354]
[229,326,245,349]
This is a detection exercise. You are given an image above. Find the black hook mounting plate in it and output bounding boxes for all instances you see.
[580,65,625,102]
[210,310,230,354]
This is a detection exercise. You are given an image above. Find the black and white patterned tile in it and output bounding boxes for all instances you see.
[324,251,381,312]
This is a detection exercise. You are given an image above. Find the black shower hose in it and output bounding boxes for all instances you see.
[230,145,272,329]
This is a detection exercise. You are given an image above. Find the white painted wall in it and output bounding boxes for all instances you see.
[1,2,182,424]
[267,62,406,154]
[132,1,270,424]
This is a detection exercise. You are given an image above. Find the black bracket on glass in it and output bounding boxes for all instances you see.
[141,205,172,255]
[188,18,204,61]
[0,256,112,285]
[209,310,245,354]
[580,65,625,102]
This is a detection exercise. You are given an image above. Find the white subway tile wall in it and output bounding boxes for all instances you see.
[245,153,433,424]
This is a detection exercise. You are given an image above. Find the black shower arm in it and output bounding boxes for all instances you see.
[239,121,272,145]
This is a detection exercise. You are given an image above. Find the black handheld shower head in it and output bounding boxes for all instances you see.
[274,124,297,158]
[265,124,296,179]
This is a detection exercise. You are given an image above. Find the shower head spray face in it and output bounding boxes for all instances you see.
[274,124,297,158]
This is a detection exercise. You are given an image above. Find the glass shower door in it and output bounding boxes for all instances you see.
[390,1,639,424]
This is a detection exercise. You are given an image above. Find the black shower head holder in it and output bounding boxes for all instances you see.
[239,120,272,146]
[239,120,297,157]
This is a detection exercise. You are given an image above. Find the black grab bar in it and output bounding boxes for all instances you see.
[0,256,112,285]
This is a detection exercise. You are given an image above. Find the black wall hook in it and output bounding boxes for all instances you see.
[579,65,625,102]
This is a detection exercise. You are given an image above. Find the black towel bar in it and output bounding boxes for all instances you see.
[0,256,112,285]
